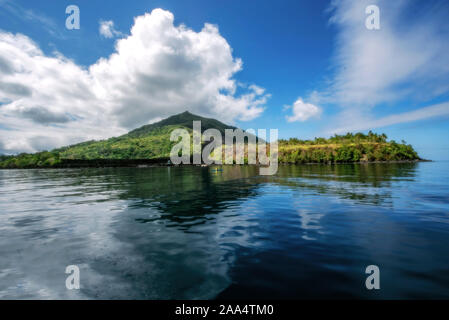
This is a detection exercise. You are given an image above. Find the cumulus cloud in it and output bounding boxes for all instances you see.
[16,106,71,125]
[99,20,123,38]
[316,0,449,131]
[0,9,269,153]
[0,81,32,96]
[285,98,322,122]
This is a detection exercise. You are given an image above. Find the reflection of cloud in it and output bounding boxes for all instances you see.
[0,170,128,299]
[214,199,262,251]
[0,169,239,299]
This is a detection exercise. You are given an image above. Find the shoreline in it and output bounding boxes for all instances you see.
[0,158,431,170]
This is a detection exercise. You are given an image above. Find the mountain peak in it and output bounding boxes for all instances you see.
[126,111,237,138]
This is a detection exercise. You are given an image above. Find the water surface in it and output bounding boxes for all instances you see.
[0,162,448,299]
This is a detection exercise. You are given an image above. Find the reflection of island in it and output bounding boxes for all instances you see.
[117,166,260,225]
[73,162,419,222]
[0,162,423,299]
[80,166,262,299]
[257,162,419,206]
[30,163,421,299]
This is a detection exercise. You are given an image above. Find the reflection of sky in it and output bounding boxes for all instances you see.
[0,170,129,299]
[1,162,449,299]
[0,168,236,299]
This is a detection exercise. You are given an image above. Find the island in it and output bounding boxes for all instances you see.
[0,111,422,169]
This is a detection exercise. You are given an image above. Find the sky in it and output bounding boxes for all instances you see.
[0,0,448,160]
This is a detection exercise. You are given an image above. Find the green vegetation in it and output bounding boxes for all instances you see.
[279,131,389,145]
[0,113,421,169]
[127,111,237,138]
[278,131,419,163]
[57,125,188,160]
[0,151,62,169]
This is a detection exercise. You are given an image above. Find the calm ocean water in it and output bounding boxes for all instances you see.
[0,162,448,299]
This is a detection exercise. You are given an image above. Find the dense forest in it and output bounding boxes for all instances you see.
[279,131,389,145]
[277,131,419,164]
[0,113,421,169]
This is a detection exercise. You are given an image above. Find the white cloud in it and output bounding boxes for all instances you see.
[248,84,265,96]
[315,0,449,131]
[0,9,269,153]
[99,20,123,38]
[332,101,449,133]
[285,98,322,122]
[0,0,62,38]
[326,0,449,105]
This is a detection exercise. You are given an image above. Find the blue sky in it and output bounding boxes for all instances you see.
[0,0,448,160]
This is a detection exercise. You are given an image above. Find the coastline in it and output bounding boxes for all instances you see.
[0,158,431,170]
